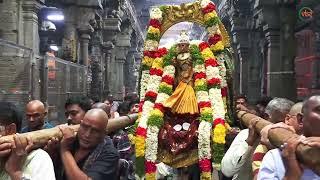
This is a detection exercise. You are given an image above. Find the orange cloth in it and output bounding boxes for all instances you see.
[163,81,199,114]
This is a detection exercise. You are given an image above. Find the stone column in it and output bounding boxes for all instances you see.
[78,29,92,66]
[262,1,297,99]
[124,49,136,93]
[89,24,103,101]
[113,47,129,100]
[102,41,114,99]
[230,15,250,96]
[62,6,78,62]
[22,0,42,54]
[102,17,121,98]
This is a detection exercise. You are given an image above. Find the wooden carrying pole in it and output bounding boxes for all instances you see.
[237,111,320,176]
[0,114,138,148]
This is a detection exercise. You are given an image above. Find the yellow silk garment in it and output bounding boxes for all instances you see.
[163,81,199,114]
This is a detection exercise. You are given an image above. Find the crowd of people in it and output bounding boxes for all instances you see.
[0,94,139,180]
[0,93,320,180]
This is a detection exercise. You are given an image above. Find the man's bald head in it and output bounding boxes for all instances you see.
[78,109,109,149]
[302,95,320,137]
[83,109,108,129]
[92,102,110,115]
[26,100,45,112]
[25,100,47,131]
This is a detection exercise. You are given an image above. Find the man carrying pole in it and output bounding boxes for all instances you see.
[258,95,320,179]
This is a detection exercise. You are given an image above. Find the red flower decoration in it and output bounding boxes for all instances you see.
[145,91,158,99]
[199,158,212,172]
[154,103,164,112]
[158,47,168,56]
[213,118,225,128]
[199,42,210,52]
[205,58,218,67]
[154,52,161,58]
[221,87,228,97]
[149,19,161,29]
[208,78,221,86]
[138,101,144,113]
[149,68,163,76]
[202,3,216,14]
[144,51,157,58]
[194,72,206,80]
[145,161,157,173]
[162,75,174,85]
[136,127,147,137]
[199,101,211,108]
[208,34,222,45]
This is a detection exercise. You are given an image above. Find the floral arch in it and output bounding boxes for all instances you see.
[133,1,235,180]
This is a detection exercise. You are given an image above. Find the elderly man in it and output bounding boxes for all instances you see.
[221,98,294,180]
[0,102,55,180]
[252,101,299,178]
[21,100,53,133]
[258,96,320,179]
[58,109,119,180]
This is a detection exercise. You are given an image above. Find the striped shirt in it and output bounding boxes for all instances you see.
[252,144,269,176]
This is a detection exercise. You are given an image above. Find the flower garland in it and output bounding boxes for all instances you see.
[190,43,213,180]
[200,42,226,169]
[200,0,225,52]
[137,2,229,179]
[144,46,176,180]
[135,47,167,177]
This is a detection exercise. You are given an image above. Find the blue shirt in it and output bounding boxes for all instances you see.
[21,121,54,133]
[258,148,320,180]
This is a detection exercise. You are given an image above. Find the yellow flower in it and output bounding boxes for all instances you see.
[151,108,164,117]
[147,26,160,35]
[204,11,218,22]
[201,172,211,180]
[146,173,156,180]
[135,136,145,157]
[195,78,206,87]
[200,107,213,115]
[201,48,214,59]
[152,57,163,69]
[213,124,226,144]
[143,56,153,67]
[128,134,135,145]
[210,41,225,52]
[225,122,231,131]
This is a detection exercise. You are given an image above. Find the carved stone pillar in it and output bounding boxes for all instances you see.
[22,0,42,54]
[112,47,129,100]
[102,41,114,98]
[62,5,95,63]
[89,22,104,101]
[78,28,92,66]
[230,15,250,96]
[124,49,136,93]
[102,17,121,98]
[261,1,297,99]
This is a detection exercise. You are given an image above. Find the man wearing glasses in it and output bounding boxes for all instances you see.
[21,100,53,133]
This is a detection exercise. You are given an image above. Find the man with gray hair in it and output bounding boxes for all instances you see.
[221,97,294,180]
[251,98,295,178]
[264,98,295,123]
